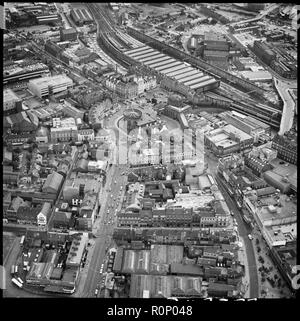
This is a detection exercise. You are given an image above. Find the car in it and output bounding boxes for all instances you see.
[95,289,98,295]
[248,234,253,240]
[230,211,234,216]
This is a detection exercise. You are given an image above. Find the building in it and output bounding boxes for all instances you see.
[36,14,59,24]
[45,40,63,58]
[77,127,95,142]
[50,117,78,143]
[219,111,271,143]
[252,41,276,66]
[36,126,49,143]
[3,88,22,114]
[205,124,254,156]
[37,202,52,226]
[272,132,297,165]
[77,192,98,230]
[42,172,64,194]
[3,61,50,85]
[52,211,73,229]
[28,75,73,98]
[62,101,84,120]
[5,111,39,133]
[60,28,77,42]
[65,233,88,268]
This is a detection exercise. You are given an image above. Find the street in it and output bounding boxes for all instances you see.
[76,163,128,297]
[215,174,259,298]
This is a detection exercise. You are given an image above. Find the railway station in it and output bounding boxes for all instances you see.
[124,45,219,94]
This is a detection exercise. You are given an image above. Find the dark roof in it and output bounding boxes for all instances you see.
[16,206,40,221]
[170,263,203,276]
[53,211,72,223]
[42,172,63,193]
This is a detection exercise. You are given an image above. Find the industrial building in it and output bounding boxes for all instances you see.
[70,8,93,26]
[124,45,219,94]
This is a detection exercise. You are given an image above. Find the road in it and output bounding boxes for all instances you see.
[215,174,259,298]
[274,78,297,135]
[230,4,280,27]
[78,163,128,297]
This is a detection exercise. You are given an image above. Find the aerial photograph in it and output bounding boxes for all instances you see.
[2,2,297,302]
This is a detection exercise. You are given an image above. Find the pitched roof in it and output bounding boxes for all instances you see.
[43,172,63,193]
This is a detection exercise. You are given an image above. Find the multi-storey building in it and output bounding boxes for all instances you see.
[28,75,73,98]
[50,117,78,143]
[272,132,297,165]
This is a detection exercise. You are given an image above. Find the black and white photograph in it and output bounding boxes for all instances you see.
[2,1,298,309]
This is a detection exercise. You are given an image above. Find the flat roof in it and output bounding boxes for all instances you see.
[166,66,192,77]
[4,88,20,102]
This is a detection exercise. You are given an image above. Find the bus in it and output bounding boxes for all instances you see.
[12,278,23,288]
[11,265,15,276]
[15,265,18,274]
[20,235,25,246]
[17,277,24,285]
[62,286,75,294]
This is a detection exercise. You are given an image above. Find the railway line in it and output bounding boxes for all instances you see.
[85,4,281,128]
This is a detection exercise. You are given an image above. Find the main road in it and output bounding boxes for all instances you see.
[215,174,259,298]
